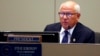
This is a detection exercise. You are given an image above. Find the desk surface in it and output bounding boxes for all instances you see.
[42,43,100,56]
[0,42,100,56]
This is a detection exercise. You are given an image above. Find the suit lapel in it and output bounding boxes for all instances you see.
[70,22,82,43]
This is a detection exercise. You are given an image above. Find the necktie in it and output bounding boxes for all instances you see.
[62,31,69,43]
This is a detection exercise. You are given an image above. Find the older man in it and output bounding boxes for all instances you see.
[44,1,95,43]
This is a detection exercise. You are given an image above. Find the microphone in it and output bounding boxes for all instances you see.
[68,26,71,29]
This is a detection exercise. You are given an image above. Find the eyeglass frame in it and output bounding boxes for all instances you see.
[58,12,78,17]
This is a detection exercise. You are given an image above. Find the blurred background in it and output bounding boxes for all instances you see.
[0,0,99,32]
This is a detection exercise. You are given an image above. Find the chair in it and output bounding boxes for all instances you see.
[95,32,100,43]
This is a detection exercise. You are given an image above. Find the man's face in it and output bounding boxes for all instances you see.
[58,6,80,29]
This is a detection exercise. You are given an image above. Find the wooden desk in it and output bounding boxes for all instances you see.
[0,42,100,56]
[42,43,100,56]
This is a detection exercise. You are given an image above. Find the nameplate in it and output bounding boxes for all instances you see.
[0,42,42,56]
[6,34,42,43]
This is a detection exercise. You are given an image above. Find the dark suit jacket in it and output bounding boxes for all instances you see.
[44,22,95,43]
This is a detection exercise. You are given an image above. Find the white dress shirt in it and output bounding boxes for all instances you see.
[59,25,76,44]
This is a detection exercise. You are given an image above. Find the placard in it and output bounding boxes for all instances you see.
[0,42,42,56]
[7,33,42,43]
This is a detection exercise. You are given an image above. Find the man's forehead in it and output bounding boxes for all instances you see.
[60,4,75,10]
[59,1,77,11]
[60,6,76,12]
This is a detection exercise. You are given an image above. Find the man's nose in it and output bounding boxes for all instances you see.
[63,15,69,19]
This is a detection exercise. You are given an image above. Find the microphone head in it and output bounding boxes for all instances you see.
[68,26,71,29]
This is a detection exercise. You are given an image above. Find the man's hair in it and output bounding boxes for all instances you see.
[59,1,80,13]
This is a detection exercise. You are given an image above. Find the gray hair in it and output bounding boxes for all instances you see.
[59,1,80,13]
[74,4,80,13]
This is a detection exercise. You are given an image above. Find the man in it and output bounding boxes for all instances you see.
[44,1,95,43]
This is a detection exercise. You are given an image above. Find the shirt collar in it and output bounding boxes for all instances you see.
[60,25,76,35]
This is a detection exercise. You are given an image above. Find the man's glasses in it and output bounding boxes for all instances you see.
[58,12,77,17]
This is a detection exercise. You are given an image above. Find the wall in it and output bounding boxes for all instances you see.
[0,0,100,32]
[0,0,55,31]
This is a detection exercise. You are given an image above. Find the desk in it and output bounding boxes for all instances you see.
[0,42,100,56]
[42,43,100,56]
